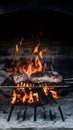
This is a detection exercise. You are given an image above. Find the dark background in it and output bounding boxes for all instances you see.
[0,0,73,45]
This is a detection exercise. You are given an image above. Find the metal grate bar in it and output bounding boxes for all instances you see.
[1,77,69,88]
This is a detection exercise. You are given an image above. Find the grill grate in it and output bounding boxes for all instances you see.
[1,77,69,88]
[0,76,71,122]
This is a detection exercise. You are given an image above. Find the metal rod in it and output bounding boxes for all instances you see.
[17,111,21,120]
[64,78,73,80]
[58,106,65,121]
[65,81,73,84]
[0,84,69,88]
[49,91,65,121]
[2,78,11,86]
[34,106,37,121]
[23,107,27,121]
[43,106,46,120]
[7,105,14,121]
[49,109,53,121]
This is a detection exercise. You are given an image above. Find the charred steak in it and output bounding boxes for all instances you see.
[30,71,62,83]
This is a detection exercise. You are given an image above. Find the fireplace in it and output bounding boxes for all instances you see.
[0,1,73,129]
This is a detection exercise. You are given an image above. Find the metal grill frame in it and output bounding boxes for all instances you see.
[1,76,69,88]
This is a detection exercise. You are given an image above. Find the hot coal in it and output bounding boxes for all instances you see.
[0,74,70,104]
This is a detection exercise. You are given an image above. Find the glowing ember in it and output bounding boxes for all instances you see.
[43,87,59,99]
[11,88,39,104]
[50,90,59,99]
[11,87,59,105]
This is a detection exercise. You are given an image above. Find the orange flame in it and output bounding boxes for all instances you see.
[43,87,59,99]
[34,56,42,72]
[11,88,39,104]
[23,56,43,78]
[6,40,57,80]
[6,55,46,78]
[6,41,48,78]
[12,56,43,78]
[20,37,24,46]
[34,42,40,53]
[39,49,47,58]
[16,44,19,53]
[11,87,59,105]
[10,89,16,104]
[27,91,39,104]
[50,90,59,99]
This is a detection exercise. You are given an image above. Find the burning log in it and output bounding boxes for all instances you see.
[7,105,14,121]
